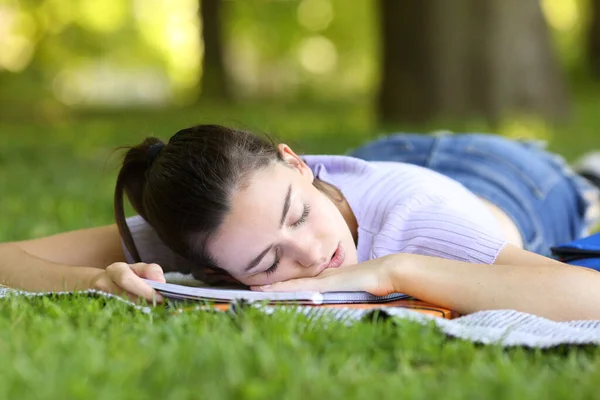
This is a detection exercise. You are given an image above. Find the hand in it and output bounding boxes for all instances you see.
[253,256,399,296]
[88,262,166,303]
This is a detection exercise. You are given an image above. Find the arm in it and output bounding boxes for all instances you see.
[0,243,105,292]
[0,225,123,291]
[390,244,600,321]
[0,225,165,301]
[259,245,600,321]
[14,224,126,269]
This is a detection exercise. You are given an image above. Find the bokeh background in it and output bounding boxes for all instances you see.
[0,0,598,241]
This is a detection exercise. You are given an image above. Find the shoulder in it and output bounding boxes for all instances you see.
[302,155,444,192]
[301,155,375,175]
[302,155,472,189]
[123,215,196,273]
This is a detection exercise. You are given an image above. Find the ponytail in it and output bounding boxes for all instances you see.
[113,137,165,263]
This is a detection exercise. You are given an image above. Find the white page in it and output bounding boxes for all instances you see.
[145,280,324,304]
[145,280,409,304]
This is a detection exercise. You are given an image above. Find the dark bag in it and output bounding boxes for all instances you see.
[550,232,600,271]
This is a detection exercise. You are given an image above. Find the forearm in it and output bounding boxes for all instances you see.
[0,243,103,292]
[390,253,600,321]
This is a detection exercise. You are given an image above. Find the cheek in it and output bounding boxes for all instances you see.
[309,203,335,236]
[317,198,345,229]
[234,274,262,287]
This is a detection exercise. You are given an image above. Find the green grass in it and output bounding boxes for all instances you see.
[2,98,600,399]
[2,294,600,400]
[1,295,600,400]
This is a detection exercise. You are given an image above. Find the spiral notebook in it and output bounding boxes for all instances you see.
[144,280,410,305]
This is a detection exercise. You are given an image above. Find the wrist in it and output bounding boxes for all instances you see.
[40,265,103,293]
[382,253,415,294]
[67,266,104,292]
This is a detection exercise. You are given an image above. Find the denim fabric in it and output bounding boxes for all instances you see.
[348,133,599,255]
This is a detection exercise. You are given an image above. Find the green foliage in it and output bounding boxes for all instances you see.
[0,0,385,120]
[225,0,377,99]
[0,0,595,112]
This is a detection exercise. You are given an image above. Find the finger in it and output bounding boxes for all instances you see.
[91,273,150,303]
[107,263,164,302]
[106,263,164,303]
[129,263,166,283]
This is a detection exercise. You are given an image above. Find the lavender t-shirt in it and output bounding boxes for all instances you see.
[124,155,507,270]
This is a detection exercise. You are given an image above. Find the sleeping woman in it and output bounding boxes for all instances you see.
[2,125,600,321]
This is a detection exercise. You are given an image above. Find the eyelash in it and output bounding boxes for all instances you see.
[291,204,311,228]
[265,204,311,275]
[265,250,280,276]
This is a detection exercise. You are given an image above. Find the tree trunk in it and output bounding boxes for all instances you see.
[199,0,230,101]
[588,0,600,79]
[377,0,570,126]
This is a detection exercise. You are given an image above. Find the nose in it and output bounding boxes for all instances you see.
[287,234,326,268]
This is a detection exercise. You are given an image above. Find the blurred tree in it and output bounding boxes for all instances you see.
[588,0,600,79]
[377,0,570,126]
[199,0,231,101]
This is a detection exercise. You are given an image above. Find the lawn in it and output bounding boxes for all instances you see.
[1,99,600,399]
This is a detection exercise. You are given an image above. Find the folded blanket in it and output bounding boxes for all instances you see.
[2,273,600,349]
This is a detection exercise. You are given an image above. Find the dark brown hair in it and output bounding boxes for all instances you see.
[114,124,340,282]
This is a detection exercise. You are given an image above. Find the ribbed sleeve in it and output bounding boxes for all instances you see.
[124,215,195,273]
[371,194,507,264]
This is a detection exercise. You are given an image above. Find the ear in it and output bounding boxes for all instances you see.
[277,144,314,181]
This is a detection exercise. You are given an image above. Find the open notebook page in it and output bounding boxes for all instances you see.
[144,280,409,305]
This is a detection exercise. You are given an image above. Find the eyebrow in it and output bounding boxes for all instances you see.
[244,184,292,272]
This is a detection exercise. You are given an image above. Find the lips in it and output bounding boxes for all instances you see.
[326,243,345,269]
[313,243,345,274]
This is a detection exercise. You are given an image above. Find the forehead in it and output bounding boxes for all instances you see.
[234,163,294,210]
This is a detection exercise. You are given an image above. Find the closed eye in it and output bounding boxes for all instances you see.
[265,250,280,276]
[291,204,310,228]
[263,204,310,275]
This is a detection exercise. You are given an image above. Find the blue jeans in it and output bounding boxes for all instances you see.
[348,133,599,256]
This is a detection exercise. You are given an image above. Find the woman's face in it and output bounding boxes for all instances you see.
[206,144,358,286]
